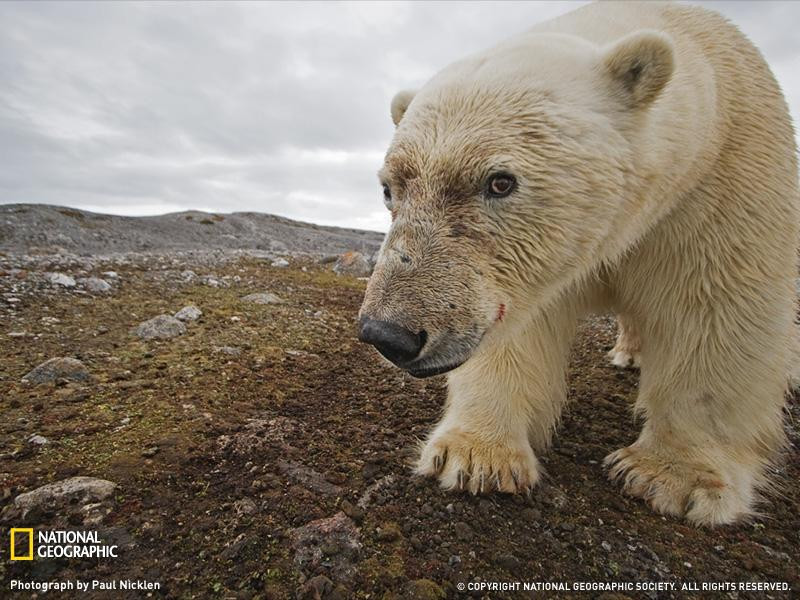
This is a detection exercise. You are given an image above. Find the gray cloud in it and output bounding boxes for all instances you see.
[0,1,798,232]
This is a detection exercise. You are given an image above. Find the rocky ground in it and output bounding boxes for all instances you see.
[0,210,798,599]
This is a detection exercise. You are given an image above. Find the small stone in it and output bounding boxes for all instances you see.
[233,498,257,517]
[134,315,186,340]
[78,277,111,293]
[320,540,340,556]
[405,579,445,600]
[601,541,612,552]
[448,554,461,567]
[241,292,283,305]
[362,461,381,480]
[22,357,90,384]
[494,552,521,571]
[214,346,241,357]
[102,271,118,279]
[521,507,541,521]
[376,522,401,543]
[45,272,76,287]
[29,434,49,445]
[141,447,159,458]
[271,258,290,268]
[453,521,473,541]
[332,251,371,277]
[298,575,333,600]
[340,499,365,524]
[174,305,202,322]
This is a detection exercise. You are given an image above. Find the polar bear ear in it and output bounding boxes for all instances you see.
[602,30,674,109]
[390,89,417,126]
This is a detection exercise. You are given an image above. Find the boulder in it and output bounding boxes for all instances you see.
[78,277,112,293]
[22,357,90,384]
[134,315,186,340]
[174,305,202,322]
[242,292,283,305]
[45,272,76,287]
[14,477,117,517]
[333,251,372,277]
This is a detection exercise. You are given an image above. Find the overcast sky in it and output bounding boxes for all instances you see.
[1,1,798,232]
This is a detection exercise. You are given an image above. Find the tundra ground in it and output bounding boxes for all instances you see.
[1,255,798,599]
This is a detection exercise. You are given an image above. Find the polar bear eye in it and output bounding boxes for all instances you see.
[486,173,516,199]
[382,184,393,209]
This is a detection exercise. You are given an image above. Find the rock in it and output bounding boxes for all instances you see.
[241,292,283,305]
[269,240,289,253]
[134,314,186,340]
[217,416,299,456]
[102,271,118,279]
[340,499,365,524]
[22,357,90,384]
[290,512,361,580]
[14,477,117,517]
[405,579,445,600]
[376,522,402,543]
[81,502,112,526]
[214,345,241,357]
[277,460,343,496]
[219,533,251,561]
[78,277,111,293]
[174,305,202,322]
[521,507,541,521]
[297,575,333,600]
[357,474,395,510]
[494,552,521,571]
[332,251,371,277]
[141,447,159,458]
[453,521,473,541]
[362,461,381,480]
[233,498,258,517]
[45,272,76,287]
[28,434,49,445]
[271,258,290,268]
[181,270,197,282]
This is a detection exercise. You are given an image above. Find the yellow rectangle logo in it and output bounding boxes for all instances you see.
[10,528,34,560]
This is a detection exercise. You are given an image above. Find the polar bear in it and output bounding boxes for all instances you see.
[358,0,798,526]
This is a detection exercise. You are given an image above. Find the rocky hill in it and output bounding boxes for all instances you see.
[0,204,384,257]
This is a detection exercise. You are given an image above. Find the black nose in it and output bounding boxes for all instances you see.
[358,317,426,365]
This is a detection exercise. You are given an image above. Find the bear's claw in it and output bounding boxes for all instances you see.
[604,445,753,526]
[415,429,541,495]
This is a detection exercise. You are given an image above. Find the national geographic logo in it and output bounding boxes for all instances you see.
[10,529,33,561]
[9,529,118,560]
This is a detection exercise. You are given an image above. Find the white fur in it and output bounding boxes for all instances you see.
[399,1,798,526]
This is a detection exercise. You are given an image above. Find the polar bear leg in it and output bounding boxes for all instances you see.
[415,303,577,494]
[604,312,788,525]
[607,313,641,369]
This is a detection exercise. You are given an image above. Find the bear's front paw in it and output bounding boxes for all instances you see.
[604,445,753,526]
[606,345,640,369]
[415,429,540,494]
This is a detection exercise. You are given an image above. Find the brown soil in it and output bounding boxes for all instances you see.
[1,257,798,599]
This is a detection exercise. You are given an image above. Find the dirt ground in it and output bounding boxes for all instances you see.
[1,256,798,599]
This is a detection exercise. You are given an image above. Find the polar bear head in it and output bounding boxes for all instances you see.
[359,30,674,377]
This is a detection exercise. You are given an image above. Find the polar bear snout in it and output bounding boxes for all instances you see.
[358,316,427,366]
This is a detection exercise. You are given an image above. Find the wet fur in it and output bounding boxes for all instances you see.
[360,1,798,526]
